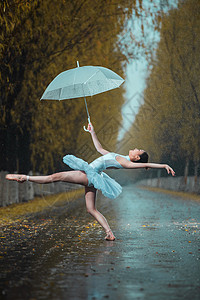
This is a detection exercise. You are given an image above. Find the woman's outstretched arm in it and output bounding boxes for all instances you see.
[116,156,175,176]
[87,123,110,155]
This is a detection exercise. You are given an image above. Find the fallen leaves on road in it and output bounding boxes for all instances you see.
[0,189,84,226]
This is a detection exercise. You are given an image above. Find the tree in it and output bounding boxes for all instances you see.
[122,0,200,178]
[0,0,176,173]
[0,0,134,172]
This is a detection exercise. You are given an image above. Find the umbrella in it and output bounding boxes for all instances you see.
[41,61,124,131]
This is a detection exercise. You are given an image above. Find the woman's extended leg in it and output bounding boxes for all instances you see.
[85,186,115,241]
[6,171,89,186]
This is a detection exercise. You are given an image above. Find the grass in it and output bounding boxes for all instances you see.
[0,188,84,226]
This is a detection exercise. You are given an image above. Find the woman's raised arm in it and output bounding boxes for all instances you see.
[88,123,110,155]
[116,156,175,176]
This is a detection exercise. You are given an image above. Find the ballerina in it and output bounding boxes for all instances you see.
[6,123,175,241]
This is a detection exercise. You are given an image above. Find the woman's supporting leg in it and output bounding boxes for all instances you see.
[6,172,115,240]
[85,186,115,241]
[6,171,89,186]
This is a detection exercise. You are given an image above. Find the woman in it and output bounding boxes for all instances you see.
[6,123,175,241]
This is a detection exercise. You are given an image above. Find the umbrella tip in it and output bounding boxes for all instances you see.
[77,61,79,67]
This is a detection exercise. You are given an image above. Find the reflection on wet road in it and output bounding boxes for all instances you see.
[1,186,200,300]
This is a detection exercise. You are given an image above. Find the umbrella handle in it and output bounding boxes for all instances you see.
[83,126,89,132]
[83,118,91,132]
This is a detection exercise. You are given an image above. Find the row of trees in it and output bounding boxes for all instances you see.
[0,0,136,173]
[122,0,200,178]
[0,0,180,174]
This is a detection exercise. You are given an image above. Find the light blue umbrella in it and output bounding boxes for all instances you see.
[41,61,124,131]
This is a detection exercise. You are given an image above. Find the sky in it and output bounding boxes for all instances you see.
[117,58,149,141]
[118,0,178,141]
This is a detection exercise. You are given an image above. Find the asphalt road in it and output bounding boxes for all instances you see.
[1,185,200,300]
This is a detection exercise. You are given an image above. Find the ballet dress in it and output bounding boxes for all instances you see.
[63,152,131,199]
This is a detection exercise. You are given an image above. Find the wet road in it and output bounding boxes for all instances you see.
[1,185,200,300]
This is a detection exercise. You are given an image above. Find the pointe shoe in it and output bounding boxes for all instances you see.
[105,229,115,241]
[5,174,27,183]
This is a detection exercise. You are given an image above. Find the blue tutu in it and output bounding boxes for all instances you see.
[63,155,122,199]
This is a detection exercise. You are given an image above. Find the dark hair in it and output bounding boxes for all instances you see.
[136,151,149,163]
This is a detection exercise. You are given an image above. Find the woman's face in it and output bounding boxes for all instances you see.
[129,148,144,161]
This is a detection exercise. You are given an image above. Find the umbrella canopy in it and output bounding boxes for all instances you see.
[41,62,124,131]
[40,64,124,101]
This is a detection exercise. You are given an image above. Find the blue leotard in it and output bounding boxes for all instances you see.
[63,152,131,199]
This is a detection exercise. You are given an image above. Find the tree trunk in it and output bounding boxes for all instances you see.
[184,158,189,185]
[194,159,199,184]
